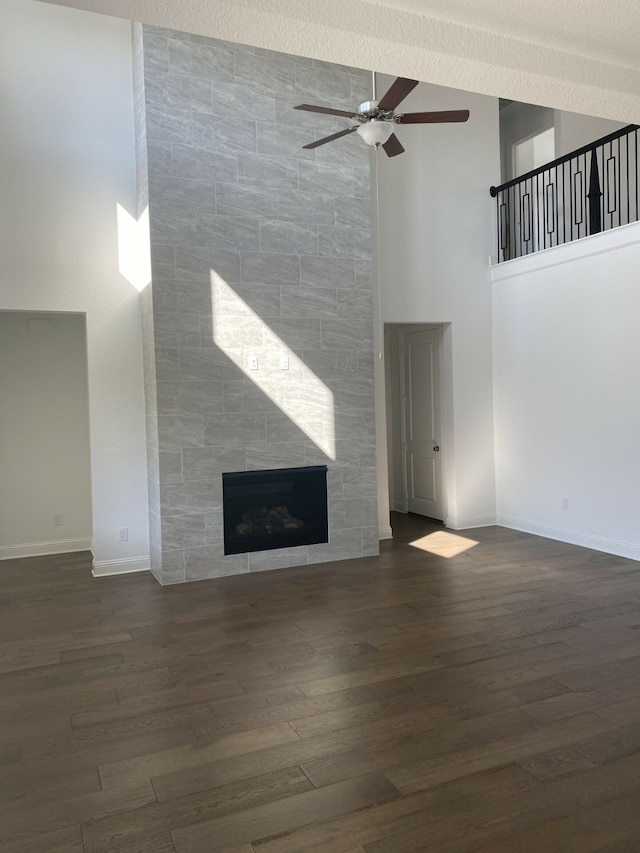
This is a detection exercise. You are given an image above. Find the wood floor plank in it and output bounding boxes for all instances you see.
[300,728,456,788]
[194,680,413,738]
[81,767,312,851]
[0,780,155,843]
[98,721,302,789]
[0,763,101,808]
[517,721,640,781]
[71,681,246,729]
[595,695,640,726]
[4,825,84,853]
[384,712,615,793]
[467,788,640,853]
[254,764,540,853]
[170,773,400,852]
[519,688,613,722]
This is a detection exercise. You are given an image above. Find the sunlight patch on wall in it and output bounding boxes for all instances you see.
[410,530,478,558]
[210,271,336,460]
[116,204,151,292]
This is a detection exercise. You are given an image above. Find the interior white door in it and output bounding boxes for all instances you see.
[403,327,443,520]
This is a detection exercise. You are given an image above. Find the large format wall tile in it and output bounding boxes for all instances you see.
[140,27,377,582]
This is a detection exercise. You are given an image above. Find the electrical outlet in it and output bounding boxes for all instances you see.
[280,355,289,370]
[118,526,128,542]
[561,498,569,511]
[53,513,63,526]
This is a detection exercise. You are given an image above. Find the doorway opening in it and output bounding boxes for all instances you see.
[0,310,93,559]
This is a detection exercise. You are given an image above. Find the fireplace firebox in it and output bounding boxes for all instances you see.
[222,466,329,555]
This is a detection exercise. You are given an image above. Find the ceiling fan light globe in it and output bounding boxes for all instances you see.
[357,120,394,147]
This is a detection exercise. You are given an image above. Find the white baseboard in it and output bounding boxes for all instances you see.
[92,556,151,577]
[498,515,640,562]
[446,514,497,531]
[0,539,92,561]
[379,526,394,540]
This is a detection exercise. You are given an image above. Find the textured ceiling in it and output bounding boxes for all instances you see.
[39,0,640,122]
[362,0,640,69]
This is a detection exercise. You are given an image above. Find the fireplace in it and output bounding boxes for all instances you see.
[222,466,329,555]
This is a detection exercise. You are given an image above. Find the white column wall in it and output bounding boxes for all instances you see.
[376,80,500,528]
[492,224,640,560]
[0,1,149,571]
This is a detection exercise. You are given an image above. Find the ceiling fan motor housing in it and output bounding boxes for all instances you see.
[357,101,394,122]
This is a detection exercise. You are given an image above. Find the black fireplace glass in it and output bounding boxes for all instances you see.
[222,466,328,555]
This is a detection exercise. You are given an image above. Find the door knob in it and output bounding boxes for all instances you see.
[433,445,440,452]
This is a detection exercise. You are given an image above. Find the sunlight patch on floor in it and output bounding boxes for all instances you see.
[410,530,479,558]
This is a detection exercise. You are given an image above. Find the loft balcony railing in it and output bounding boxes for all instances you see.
[490,123,640,262]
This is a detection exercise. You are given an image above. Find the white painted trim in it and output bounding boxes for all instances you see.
[446,514,497,530]
[490,219,640,282]
[498,515,640,562]
[92,556,151,577]
[379,526,394,540]
[0,539,92,561]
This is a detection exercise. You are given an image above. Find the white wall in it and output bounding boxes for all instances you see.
[555,111,627,157]
[0,1,149,572]
[376,80,500,529]
[0,312,92,557]
[492,223,640,560]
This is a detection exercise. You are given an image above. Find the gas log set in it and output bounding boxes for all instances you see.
[235,505,304,537]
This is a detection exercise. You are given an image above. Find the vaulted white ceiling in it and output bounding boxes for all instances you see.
[41,0,640,122]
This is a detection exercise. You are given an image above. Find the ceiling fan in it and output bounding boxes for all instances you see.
[294,76,469,157]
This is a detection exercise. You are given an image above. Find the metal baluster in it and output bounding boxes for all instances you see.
[563,161,567,246]
[618,135,623,228]
[496,193,504,263]
[626,132,630,225]
[588,149,602,235]
[554,166,560,246]
[544,171,548,250]
[610,140,614,229]
[604,145,608,230]
[536,173,541,253]
[519,182,524,258]
[516,184,520,258]
[584,152,588,239]
[633,130,640,221]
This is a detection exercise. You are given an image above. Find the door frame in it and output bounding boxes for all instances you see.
[384,322,450,526]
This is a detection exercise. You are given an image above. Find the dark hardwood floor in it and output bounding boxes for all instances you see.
[4,513,640,852]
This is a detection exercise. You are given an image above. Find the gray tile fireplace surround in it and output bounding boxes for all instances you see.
[135,24,378,583]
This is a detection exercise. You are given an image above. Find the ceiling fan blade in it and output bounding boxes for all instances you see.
[382,133,405,158]
[302,125,359,149]
[294,103,358,119]
[377,77,419,112]
[396,109,470,124]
